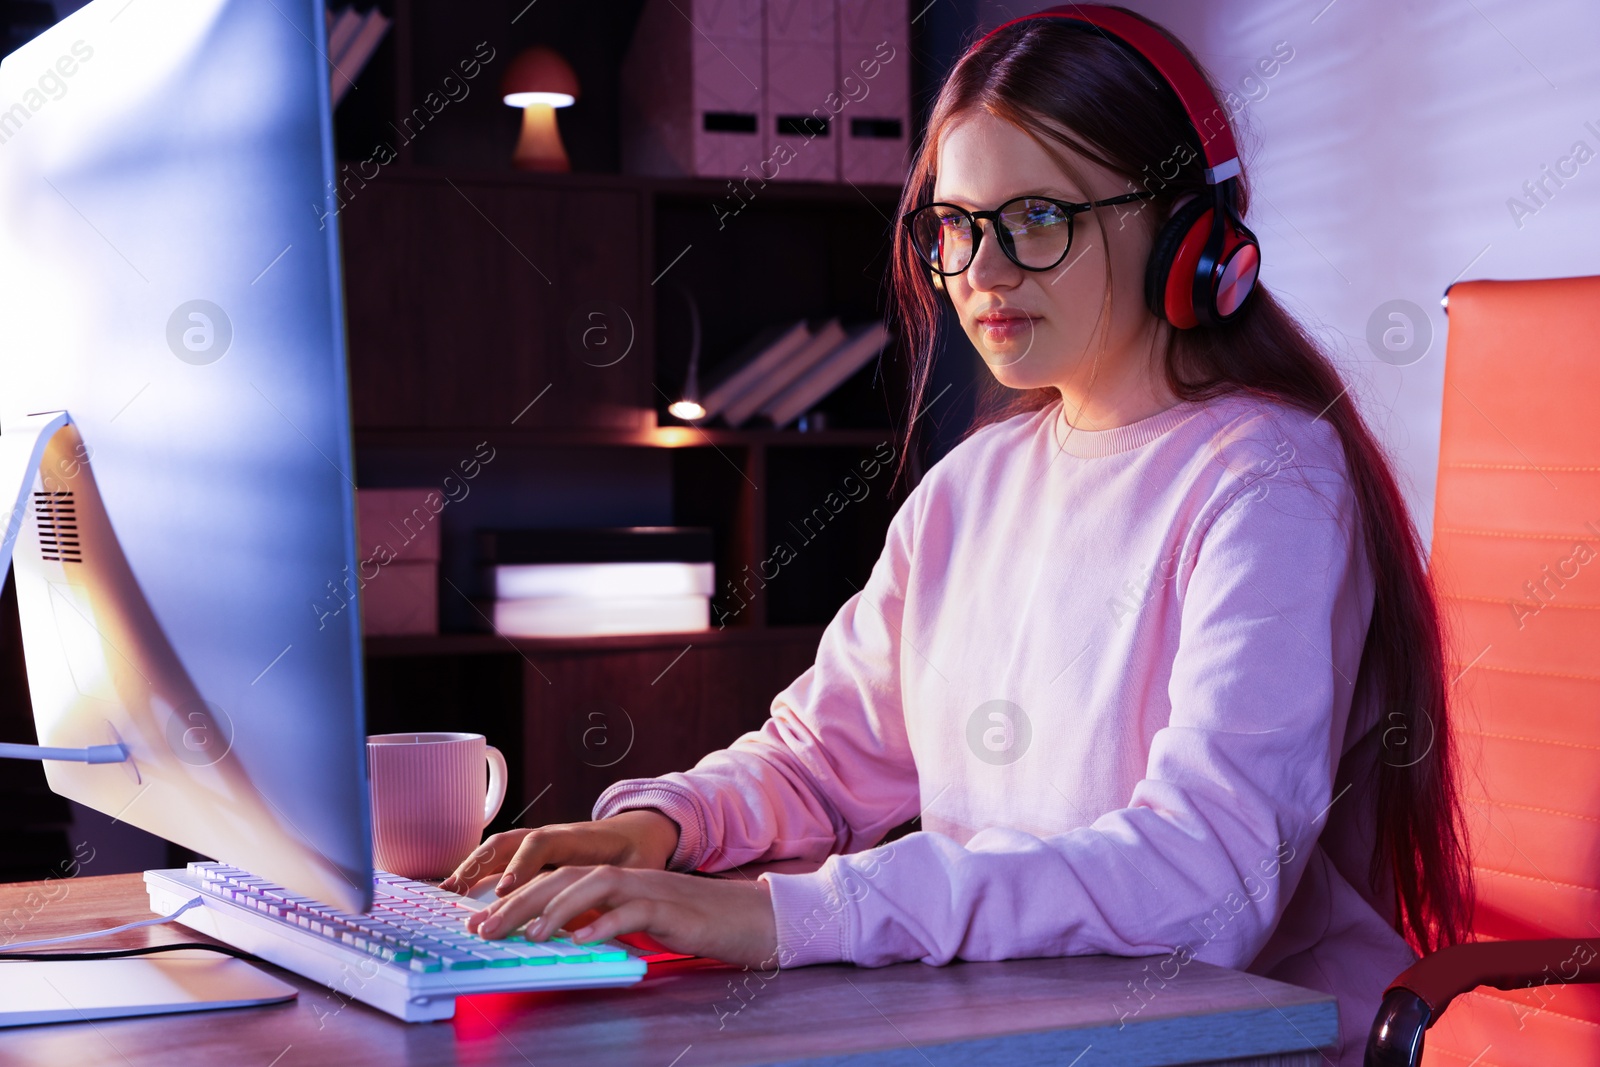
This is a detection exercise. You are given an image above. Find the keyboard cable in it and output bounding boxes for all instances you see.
[0,894,264,963]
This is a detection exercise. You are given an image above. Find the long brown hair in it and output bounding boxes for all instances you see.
[887,8,1472,954]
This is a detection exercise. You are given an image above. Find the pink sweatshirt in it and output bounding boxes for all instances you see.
[593,391,1417,1066]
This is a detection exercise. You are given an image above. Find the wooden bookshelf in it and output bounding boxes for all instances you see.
[352,425,900,449]
[336,3,918,828]
[364,624,828,658]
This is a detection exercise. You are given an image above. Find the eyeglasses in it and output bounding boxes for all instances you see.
[902,191,1158,276]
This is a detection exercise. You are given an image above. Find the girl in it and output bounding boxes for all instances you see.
[446,8,1472,1063]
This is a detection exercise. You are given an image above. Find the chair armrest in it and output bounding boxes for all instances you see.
[1365,938,1600,1067]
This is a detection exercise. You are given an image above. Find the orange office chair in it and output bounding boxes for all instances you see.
[1365,274,1600,1066]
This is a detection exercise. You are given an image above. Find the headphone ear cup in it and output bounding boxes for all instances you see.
[1210,217,1260,323]
[1144,193,1210,328]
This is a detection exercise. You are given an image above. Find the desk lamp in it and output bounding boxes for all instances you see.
[501,45,579,171]
[666,284,706,421]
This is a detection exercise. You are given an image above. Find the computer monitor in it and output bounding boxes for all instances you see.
[0,0,372,913]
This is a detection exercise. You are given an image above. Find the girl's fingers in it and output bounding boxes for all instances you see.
[520,866,635,940]
[440,830,529,892]
[461,869,775,968]
[495,827,611,895]
[466,865,586,936]
[569,898,656,943]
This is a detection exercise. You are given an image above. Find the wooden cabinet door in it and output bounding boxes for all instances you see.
[519,633,820,828]
[339,175,651,431]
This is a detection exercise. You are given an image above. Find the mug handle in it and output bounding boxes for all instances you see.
[482,745,508,829]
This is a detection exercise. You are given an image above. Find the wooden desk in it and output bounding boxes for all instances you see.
[0,873,1338,1066]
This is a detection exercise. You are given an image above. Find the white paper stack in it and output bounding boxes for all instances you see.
[490,562,715,637]
[480,528,717,638]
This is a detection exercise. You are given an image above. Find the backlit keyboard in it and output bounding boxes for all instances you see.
[144,862,647,1021]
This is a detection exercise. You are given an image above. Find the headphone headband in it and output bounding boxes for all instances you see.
[972,4,1240,184]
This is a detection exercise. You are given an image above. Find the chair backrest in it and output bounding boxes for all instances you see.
[1422,274,1600,1064]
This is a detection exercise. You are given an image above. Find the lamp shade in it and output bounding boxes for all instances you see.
[501,46,580,108]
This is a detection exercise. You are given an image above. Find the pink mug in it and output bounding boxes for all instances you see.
[368,732,507,880]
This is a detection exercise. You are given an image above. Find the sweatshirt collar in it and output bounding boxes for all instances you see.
[1052,397,1207,457]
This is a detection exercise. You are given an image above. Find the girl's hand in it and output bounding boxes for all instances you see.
[439,809,680,895]
[464,865,780,970]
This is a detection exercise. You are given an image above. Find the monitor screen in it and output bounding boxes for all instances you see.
[0,0,371,913]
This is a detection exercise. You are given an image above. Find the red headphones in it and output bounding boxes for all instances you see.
[968,4,1261,329]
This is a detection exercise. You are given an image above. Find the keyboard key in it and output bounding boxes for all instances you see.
[498,942,561,965]
[535,939,594,964]
[437,952,487,970]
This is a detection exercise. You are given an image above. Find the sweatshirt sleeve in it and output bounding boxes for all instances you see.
[758,451,1375,970]
[591,478,925,875]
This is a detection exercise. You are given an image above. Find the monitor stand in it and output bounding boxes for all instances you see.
[0,953,298,1027]
[0,410,363,911]
[0,411,133,765]
[0,411,305,1024]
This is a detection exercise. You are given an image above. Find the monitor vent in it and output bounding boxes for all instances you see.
[33,491,82,563]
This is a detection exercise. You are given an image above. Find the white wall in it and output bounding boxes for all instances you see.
[968,0,1600,551]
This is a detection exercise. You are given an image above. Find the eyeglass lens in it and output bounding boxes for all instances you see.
[910,199,1073,273]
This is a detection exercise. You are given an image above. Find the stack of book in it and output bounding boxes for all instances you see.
[697,318,891,428]
[355,488,440,636]
[479,527,715,638]
[326,5,391,106]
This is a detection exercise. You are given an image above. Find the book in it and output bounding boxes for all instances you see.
[489,561,715,600]
[721,317,847,427]
[760,321,891,428]
[480,529,715,636]
[330,8,392,106]
[478,527,714,565]
[697,320,811,421]
[492,595,711,637]
[326,6,364,64]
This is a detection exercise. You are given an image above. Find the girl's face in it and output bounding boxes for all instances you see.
[931,109,1169,403]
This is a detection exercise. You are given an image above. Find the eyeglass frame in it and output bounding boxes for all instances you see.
[900,190,1159,277]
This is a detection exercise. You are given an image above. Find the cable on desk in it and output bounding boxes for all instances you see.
[0,894,212,952]
[0,941,264,963]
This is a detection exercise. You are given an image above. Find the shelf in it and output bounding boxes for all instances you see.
[334,0,912,792]
[364,624,827,657]
[356,163,904,206]
[354,425,902,449]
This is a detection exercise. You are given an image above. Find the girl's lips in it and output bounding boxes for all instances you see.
[979,315,1038,342]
